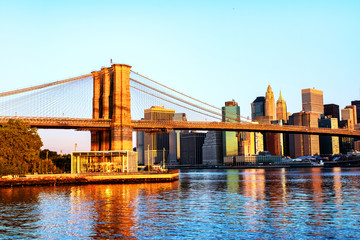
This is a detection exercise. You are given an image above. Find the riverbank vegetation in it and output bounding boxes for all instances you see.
[0,120,59,176]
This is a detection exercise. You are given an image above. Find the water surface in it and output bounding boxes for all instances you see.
[1,168,360,239]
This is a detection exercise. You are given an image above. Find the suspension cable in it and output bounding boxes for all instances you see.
[131,86,221,120]
[130,78,241,121]
[0,73,92,98]
[131,70,251,121]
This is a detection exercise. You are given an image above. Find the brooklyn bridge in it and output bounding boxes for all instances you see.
[0,64,359,153]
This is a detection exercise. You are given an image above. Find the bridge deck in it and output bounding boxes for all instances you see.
[0,117,359,137]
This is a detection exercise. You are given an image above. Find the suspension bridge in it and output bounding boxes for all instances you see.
[0,64,359,152]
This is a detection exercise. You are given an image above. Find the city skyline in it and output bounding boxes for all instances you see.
[1,0,359,153]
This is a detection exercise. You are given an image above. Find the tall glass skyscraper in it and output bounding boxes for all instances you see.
[222,100,240,156]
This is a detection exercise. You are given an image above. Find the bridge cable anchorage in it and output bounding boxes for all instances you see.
[130,70,252,122]
[0,73,92,98]
[130,86,222,120]
[130,78,241,122]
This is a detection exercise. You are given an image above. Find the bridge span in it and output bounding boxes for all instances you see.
[1,116,359,137]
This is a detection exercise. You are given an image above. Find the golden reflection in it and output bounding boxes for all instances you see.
[241,169,266,232]
[226,169,239,193]
[281,168,288,204]
[311,168,323,205]
[69,182,179,238]
[333,167,343,206]
[242,169,265,201]
[310,168,323,215]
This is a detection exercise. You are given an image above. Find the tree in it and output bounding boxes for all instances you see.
[0,120,56,176]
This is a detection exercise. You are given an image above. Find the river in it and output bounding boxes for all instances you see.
[1,167,360,239]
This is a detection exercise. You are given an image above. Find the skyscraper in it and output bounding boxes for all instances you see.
[302,88,324,116]
[265,85,276,120]
[324,104,339,122]
[318,118,340,155]
[251,97,265,120]
[180,132,206,165]
[276,90,287,122]
[351,100,360,124]
[341,106,357,129]
[291,112,320,157]
[143,106,175,164]
[222,100,240,157]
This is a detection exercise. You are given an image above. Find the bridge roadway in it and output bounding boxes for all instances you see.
[0,116,360,137]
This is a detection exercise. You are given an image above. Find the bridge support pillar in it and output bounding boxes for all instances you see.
[110,64,133,151]
[91,64,133,151]
[91,131,98,151]
[111,125,133,151]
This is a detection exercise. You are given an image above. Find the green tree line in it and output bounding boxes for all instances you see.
[0,120,70,176]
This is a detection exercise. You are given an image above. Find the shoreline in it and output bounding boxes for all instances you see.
[0,170,179,188]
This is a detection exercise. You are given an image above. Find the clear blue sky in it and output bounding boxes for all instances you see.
[1,0,359,153]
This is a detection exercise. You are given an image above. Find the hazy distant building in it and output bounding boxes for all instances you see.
[324,104,339,121]
[318,118,340,155]
[180,132,206,165]
[302,88,324,116]
[351,100,360,124]
[251,97,265,120]
[202,131,223,165]
[222,100,240,157]
[276,91,287,122]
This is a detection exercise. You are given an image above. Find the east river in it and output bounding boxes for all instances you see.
[1,168,360,239]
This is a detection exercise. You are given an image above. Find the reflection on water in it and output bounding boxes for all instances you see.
[1,168,360,239]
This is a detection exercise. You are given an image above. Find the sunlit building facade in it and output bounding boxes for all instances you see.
[222,100,240,157]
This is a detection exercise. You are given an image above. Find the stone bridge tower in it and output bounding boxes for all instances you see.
[91,64,133,151]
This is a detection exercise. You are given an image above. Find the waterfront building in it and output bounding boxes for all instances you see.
[224,154,282,166]
[318,118,340,155]
[251,97,265,120]
[302,88,324,116]
[202,131,223,165]
[324,104,339,122]
[222,100,240,157]
[276,91,287,122]
[265,85,276,120]
[71,151,138,173]
[180,131,206,165]
[351,100,360,124]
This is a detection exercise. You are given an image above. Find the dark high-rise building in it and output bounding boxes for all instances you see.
[180,132,206,165]
[318,118,340,156]
[324,104,339,121]
[251,97,265,120]
[351,100,360,124]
